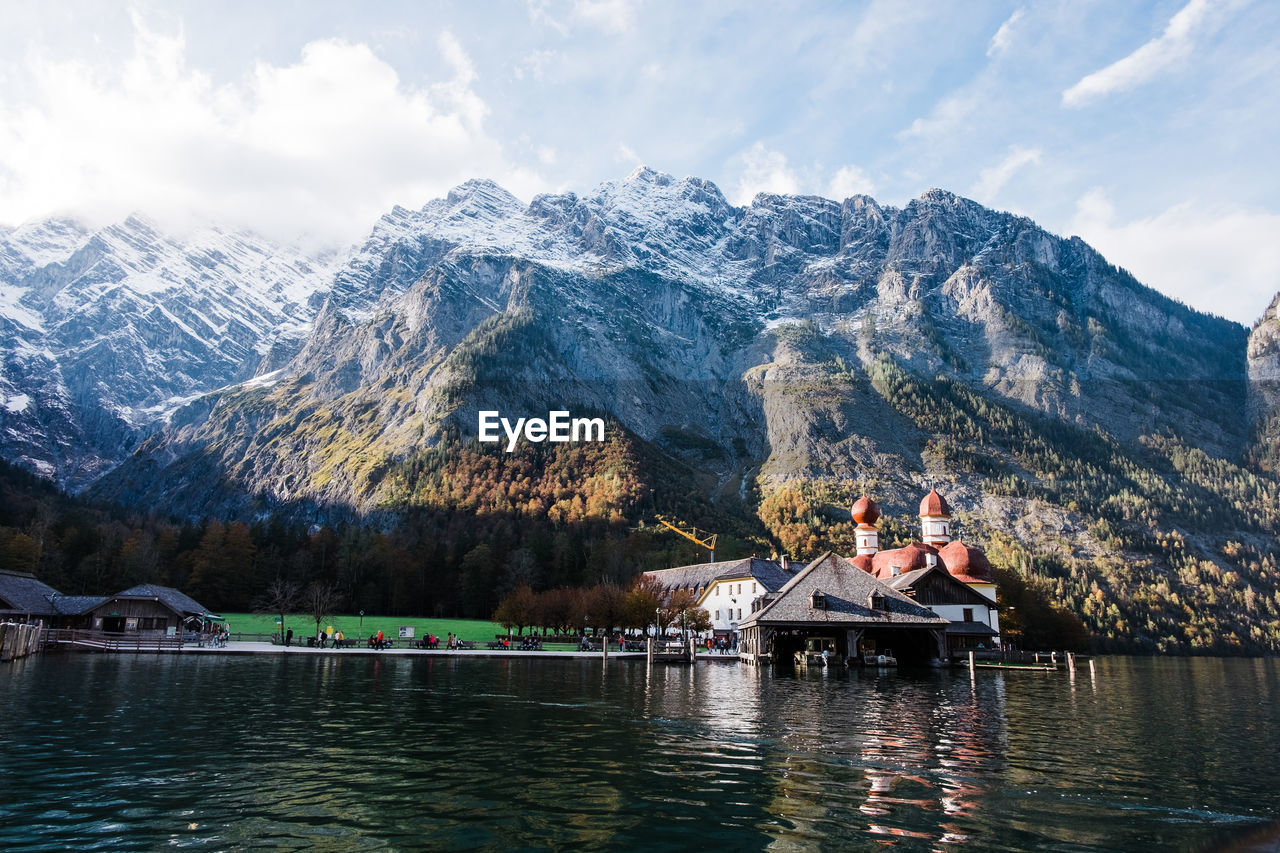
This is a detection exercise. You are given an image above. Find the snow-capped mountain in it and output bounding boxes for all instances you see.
[0,215,334,488]
[90,167,1254,525]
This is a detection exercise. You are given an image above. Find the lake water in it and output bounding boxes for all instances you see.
[1,653,1278,851]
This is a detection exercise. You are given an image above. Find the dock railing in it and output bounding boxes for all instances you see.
[45,628,185,652]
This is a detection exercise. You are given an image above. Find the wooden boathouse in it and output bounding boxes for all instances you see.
[738,553,950,667]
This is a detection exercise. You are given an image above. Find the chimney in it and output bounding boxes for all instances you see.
[780,553,790,572]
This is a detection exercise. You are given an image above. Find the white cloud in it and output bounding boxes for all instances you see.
[0,18,541,248]
[1062,0,1238,108]
[728,143,799,205]
[572,0,637,35]
[987,7,1025,57]
[514,49,561,82]
[827,165,876,199]
[899,88,981,139]
[970,146,1041,203]
[1069,188,1280,324]
[616,143,642,165]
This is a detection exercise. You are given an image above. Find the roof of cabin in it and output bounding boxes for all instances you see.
[51,595,109,615]
[944,620,999,636]
[644,557,801,595]
[885,565,995,605]
[741,553,948,629]
[108,584,211,617]
[0,570,60,616]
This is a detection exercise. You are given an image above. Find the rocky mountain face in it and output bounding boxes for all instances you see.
[94,169,1250,516]
[9,169,1279,652]
[1249,291,1280,472]
[0,216,332,489]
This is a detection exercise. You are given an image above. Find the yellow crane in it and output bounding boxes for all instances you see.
[654,515,718,563]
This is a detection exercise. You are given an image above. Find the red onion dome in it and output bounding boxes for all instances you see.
[919,488,952,518]
[937,540,994,583]
[851,495,881,525]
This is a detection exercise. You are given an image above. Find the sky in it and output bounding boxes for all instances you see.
[0,0,1276,324]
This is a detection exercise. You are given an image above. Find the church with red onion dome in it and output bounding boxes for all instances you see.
[849,488,1001,650]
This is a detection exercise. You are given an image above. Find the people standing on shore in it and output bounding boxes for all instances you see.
[285,628,293,647]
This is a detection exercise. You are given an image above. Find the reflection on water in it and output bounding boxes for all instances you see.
[1,654,1277,851]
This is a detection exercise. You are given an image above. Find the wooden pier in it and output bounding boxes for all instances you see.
[44,628,186,653]
[0,622,45,661]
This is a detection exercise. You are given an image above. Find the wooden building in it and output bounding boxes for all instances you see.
[86,584,214,634]
[738,553,950,667]
[0,569,60,623]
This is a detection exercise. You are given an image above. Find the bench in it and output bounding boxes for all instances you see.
[487,641,508,650]
[414,639,439,649]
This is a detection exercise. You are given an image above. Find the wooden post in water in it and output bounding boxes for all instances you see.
[1089,659,1097,678]
[1034,651,1039,663]
[1051,651,1058,667]
[602,633,608,662]
[968,650,975,677]
[1067,652,1076,674]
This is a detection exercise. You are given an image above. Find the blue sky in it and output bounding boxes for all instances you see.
[1,0,1276,323]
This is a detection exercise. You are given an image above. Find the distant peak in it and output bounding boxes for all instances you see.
[624,165,674,186]
[919,188,960,204]
[443,179,523,211]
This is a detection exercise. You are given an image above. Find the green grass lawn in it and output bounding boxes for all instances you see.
[221,612,509,644]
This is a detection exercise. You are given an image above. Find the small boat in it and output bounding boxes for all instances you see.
[863,648,897,667]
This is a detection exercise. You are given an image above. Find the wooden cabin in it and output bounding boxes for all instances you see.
[86,584,214,635]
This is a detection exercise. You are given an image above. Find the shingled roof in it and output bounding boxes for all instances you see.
[644,557,801,597]
[50,595,109,615]
[110,584,212,617]
[886,565,994,606]
[741,553,948,629]
[0,570,60,617]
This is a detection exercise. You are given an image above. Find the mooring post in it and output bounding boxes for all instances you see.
[1067,652,1076,674]
[602,633,608,662]
[1051,651,1058,667]
[647,635,654,665]
[1089,659,1097,678]
[1034,651,1039,663]
[968,650,975,677]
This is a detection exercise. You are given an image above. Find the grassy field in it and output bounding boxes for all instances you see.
[221,613,509,644]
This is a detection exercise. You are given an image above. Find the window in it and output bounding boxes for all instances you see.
[737,608,742,620]
[891,565,901,577]
[963,608,974,622]
[752,582,757,593]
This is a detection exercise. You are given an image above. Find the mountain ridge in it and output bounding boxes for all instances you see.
[4,171,1279,651]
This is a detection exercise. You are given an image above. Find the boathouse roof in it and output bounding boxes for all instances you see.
[0,570,61,617]
[741,553,947,629]
[111,584,211,617]
[50,595,109,615]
